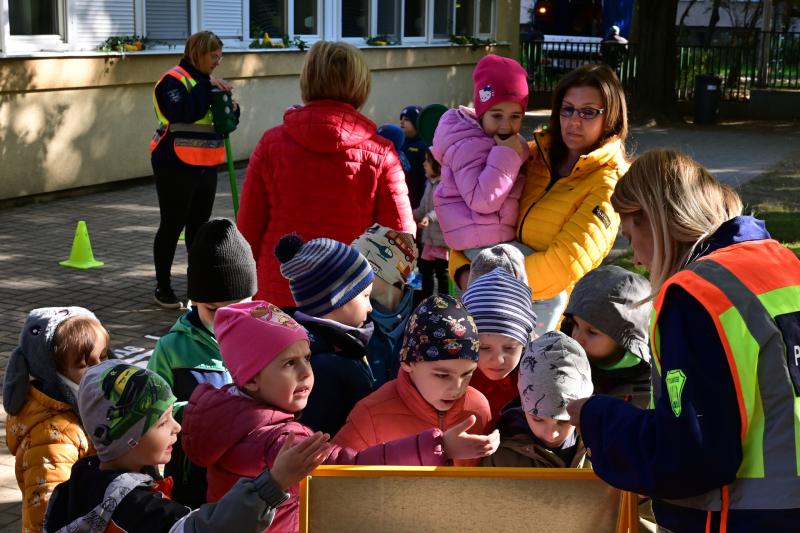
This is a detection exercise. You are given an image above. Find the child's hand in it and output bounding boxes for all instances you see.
[494,133,530,160]
[442,415,500,460]
[566,398,590,431]
[419,216,430,227]
[270,431,331,491]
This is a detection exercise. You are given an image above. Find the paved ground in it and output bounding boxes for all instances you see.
[0,118,797,529]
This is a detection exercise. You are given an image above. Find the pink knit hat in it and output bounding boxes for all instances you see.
[473,54,529,118]
[214,301,309,386]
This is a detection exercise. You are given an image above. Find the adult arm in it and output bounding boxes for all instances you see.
[374,150,416,233]
[154,76,213,124]
[237,136,272,262]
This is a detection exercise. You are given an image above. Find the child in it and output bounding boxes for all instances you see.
[352,224,419,387]
[45,361,321,532]
[147,217,257,508]
[483,331,593,468]
[4,307,108,533]
[432,54,532,259]
[377,123,412,174]
[274,234,376,435]
[400,105,428,209]
[467,243,529,286]
[413,149,449,299]
[334,294,495,466]
[181,301,499,533]
[461,268,537,422]
[561,265,652,408]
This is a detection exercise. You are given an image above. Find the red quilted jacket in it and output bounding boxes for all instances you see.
[237,100,416,307]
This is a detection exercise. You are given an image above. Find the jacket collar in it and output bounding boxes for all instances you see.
[396,368,468,427]
[178,58,209,81]
[689,216,771,264]
[294,311,374,356]
[533,130,626,180]
[283,100,377,153]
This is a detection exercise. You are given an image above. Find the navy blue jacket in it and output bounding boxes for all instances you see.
[401,135,429,209]
[580,216,800,532]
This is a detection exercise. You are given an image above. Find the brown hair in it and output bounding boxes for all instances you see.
[611,149,743,294]
[183,31,223,68]
[53,316,109,375]
[299,41,371,109]
[548,64,628,170]
[425,149,441,177]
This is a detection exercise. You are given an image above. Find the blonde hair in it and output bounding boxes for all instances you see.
[611,149,743,293]
[549,64,628,169]
[53,316,109,375]
[183,31,223,68]
[300,41,371,109]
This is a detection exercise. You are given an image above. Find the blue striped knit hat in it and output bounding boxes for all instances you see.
[461,268,537,346]
[275,234,374,317]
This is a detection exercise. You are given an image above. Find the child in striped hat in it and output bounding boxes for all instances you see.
[462,268,538,421]
[275,234,377,436]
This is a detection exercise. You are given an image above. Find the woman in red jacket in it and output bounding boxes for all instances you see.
[237,41,416,306]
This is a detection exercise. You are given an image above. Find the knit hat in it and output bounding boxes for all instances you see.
[352,224,418,287]
[3,307,99,416]
[564,265,652,363]
[79,361,176,461]
[473,54,529,118]
[215,301,310,386]
[467,244,529,286]
[276,235,375,317]
[399,295,480,364]
[462,268,536,346]
[518,331,593,420]
[400,105,422,127]
[187,218,257,303]
[377,124,406,152]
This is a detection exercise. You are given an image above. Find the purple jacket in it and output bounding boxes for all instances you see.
[432,106,526,250]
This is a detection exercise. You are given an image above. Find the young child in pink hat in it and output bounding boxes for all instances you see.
[432,54,532,260]
[180,301,499,533]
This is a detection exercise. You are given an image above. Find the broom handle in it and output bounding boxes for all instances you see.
[224,136,239,217]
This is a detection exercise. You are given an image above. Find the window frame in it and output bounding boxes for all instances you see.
[2,0,67,53]
[475,0,494,38]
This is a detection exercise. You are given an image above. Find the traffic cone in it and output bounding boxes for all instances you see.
[59,220,104,269]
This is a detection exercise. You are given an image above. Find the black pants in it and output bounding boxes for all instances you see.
[418,258,449,299]
[153,164,217,290]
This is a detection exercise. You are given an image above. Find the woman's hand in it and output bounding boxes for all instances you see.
[442,415,500,460]
[566,398,591,431]
[419,216,430,228]
[270,431,331,491]
[210,76,234,92]
[494,133,530,160]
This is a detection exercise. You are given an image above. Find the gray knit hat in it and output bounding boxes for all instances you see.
[518,331,593,420]
[467,244,529,286]
[462,268,536,346]
[3,307,98,415]
[564,265,652,363]
[79,361,176,461]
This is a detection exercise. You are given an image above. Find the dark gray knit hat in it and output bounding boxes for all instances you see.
[564,265,652,363]
[187,218,257,303]
[462,268,536,346]
[467,244,529,286]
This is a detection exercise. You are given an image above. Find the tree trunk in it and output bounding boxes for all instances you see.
[705,0,723,46]
[631,0,680,122]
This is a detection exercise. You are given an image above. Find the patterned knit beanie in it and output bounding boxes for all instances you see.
[275,234,374,316]
[399,295,480,363]
[188,218,257,303]
[352,224,418,287]
[462,268,536,346]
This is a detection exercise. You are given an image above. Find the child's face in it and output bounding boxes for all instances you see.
[196,299,251,331]
[525,412,575,448]
[480,101,524,139]
[130,406,181,468]
[322,284,373,328]
[244,340,313,413]
[477,333,524,381]
[64,323,109,385]
[569,315,621,364]
[423,156,437,180]
[400,117,417,138]
[559,85,606,156]
[401,358,477,412]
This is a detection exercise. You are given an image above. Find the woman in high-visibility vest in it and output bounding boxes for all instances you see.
[151,31,238,308]
[568,149,800,533]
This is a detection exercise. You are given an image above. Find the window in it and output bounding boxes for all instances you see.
[146,0,190,41]
[9,0,59,35]
[294,0,319,35]
[342,0,369,37]
[251,0,286,38]
[376,0,400,40]
[477,0,494,35]
[403,0,425,38]
[433,0,454,39]
[454,0,474,36]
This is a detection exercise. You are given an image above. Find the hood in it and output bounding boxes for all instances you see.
[283,100,381,153]
[431,107,490,163]
[369,288,414,335]
[6,387,76,455]
[691,215,771,262]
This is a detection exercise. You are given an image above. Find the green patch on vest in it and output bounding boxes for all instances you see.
[665,369,687,417]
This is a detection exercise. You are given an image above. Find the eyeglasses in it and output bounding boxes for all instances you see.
[210,52,223,64]
[559,106,605,120]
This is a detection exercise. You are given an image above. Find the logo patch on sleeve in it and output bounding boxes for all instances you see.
[665,369,687,417]
[592,205,612,229]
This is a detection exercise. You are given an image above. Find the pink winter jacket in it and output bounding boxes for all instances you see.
[432,106,526,250]
[182,383,446,533]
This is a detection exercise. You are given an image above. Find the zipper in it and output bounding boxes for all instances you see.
[518,133,551,242]
[438,411,445,431]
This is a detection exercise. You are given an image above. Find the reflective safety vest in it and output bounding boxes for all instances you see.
[650,239,800,528]
[150,65,226,166]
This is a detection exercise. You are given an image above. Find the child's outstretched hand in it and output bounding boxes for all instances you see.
[442,415,500,460]
[494,133,530,161]
[270,431,331,491]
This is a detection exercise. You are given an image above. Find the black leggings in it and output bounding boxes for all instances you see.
[418,258,449,299]
[153,164,217,290]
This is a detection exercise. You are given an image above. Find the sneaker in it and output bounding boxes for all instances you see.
[154,287,182,309]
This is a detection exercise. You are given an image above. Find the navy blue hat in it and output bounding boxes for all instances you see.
[400,105,422,127]
[377,124,405,152]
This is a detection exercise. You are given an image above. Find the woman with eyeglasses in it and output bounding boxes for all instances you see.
[150,31,239,309]
[451,63,629,334]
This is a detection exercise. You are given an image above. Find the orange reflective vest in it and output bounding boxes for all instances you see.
[150,65,226,166]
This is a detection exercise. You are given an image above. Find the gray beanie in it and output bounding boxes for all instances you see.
[518,331,593,420]
[79,361,176,461]
[564,265,652,363]
[3,307,98,415]
[468,244,528,286]
[462,268,536,346]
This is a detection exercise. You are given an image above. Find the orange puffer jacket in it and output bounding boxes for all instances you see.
[6,387,93,532]
[333,369,491,466]
[237,100,416,307]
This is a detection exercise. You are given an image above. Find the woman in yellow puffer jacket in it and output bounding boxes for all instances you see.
[451,64,629,333]
[4,308,107,532]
